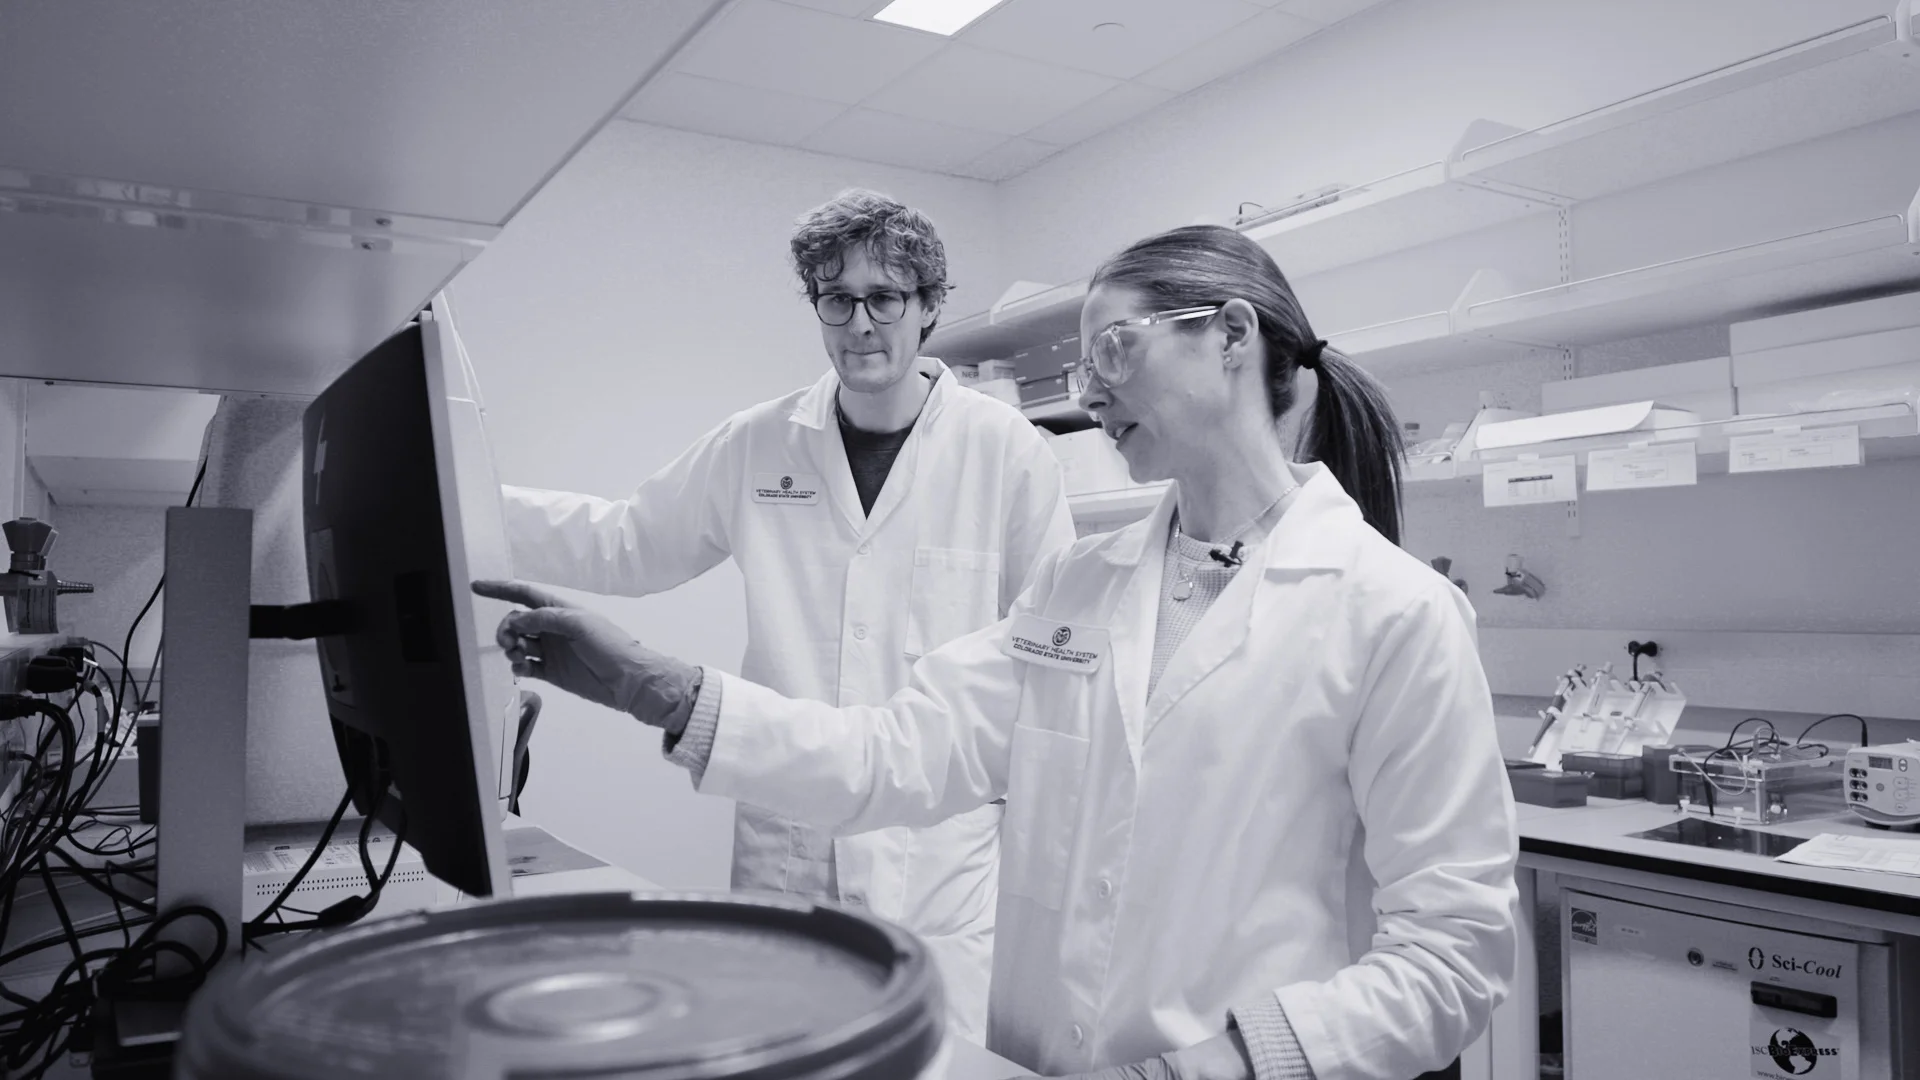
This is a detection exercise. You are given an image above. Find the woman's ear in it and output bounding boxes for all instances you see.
[1218,298,1260,368]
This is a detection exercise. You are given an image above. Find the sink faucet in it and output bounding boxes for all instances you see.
[0,519,93,634]
[1493,554,1546,601]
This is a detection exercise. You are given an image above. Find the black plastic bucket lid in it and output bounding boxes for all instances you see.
[176,892,945,1080]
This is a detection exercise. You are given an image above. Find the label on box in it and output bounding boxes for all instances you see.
[1728,425,1861,473]
[1483,455,1578,507]
[1587,441,1699,491]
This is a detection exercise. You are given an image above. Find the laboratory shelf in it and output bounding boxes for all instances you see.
[1240,157,1558,279]
[1419,399,1920,494]
[1021,397,1091,425]
[930,7,1920,395]
[1475,398,1917,463]
[1452,9,1920,202]
[936,166,1556,367]
[1067,482,1171,524]
[1463,210,1920,350]
[1326,311,1459,372]
[930,282,1087,363]
[1327,305,1549,378]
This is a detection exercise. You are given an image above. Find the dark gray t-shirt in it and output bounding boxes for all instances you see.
[837,410,914,516]
[836,373,936,516]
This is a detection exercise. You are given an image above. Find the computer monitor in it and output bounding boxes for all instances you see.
[298,307,514,899]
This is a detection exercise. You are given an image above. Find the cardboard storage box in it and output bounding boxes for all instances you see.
[1728,294,1920,415]
[975,359,1017,382]
[1010,342,1077,382]
[974,378,1021,407]
[1018,371,1072,404]
[1737,363,1920,415]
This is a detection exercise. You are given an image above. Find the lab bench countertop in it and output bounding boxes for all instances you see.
[1516,797,1920,917]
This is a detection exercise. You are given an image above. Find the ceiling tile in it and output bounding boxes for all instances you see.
[799,108,1007,174]
[1273,0,1389,24]
[960,0,1266,80]
[1136,10,1320,94]
[960,138,1062,181]
[675,0,947,105]
[778,0,881,15]
[622,72,847,146]
[872,45,1117,137]
[1022,81,1173,146]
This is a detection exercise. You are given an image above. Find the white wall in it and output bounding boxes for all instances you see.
[0,379,55,525]
[447,120,1004,888]
[994,0,1891,285]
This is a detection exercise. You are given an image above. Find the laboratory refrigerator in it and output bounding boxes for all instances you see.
[1560,880,1918,1079]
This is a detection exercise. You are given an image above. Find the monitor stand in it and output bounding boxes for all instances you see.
[155,507,253,974]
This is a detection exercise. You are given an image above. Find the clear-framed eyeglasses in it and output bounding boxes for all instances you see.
[813,290,913,327]
[1079,306,1220,388]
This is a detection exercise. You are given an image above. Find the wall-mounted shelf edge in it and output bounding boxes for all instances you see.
[1452,9,1920,202]
[1330,194,1920,377]
[1405,398,1920,487]
[1240,153,1559,279]
[1466,206,1920,349]
[1068,482,1171,523]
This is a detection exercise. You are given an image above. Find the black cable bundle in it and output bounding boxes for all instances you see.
[0,459,209,1070]
[244,786,410,947]
[0,905,226,1079]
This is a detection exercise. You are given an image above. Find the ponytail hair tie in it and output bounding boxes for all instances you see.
[1299,339,1328,371]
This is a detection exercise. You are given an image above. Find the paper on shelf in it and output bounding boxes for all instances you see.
[1775,832,1920,877]
[1474,401,1699,451]
[1587,441,1699,491]
[1483,455,1577,506]
[1728,424,1862,473]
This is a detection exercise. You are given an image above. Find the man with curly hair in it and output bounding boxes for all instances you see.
[499,188,1075,1042]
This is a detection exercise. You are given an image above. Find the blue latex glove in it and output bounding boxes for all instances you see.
[472,580,700,735]
[1031,1057,1180,1080]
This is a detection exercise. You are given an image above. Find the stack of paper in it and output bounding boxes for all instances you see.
[1775,832,1920,877]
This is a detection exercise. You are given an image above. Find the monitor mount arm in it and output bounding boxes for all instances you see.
[249,601,356,641]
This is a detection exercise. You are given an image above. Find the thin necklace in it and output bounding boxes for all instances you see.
[1169,486,1296,601]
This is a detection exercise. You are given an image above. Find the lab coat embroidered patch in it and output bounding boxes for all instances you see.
[1002,615,1108,674]
[750,472,822,505]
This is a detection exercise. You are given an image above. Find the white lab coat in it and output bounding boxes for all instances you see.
[500,358,1075,1044]
[694,464,1519,1080]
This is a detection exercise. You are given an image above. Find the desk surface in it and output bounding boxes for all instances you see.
[1517,798,1920,916]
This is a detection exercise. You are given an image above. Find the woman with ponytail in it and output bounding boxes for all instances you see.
[480,226,1518,1080]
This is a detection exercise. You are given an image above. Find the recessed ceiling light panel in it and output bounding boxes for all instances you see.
[871,0,1010,37]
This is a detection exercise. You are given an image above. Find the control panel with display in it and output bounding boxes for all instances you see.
[1845,741,1920,828]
